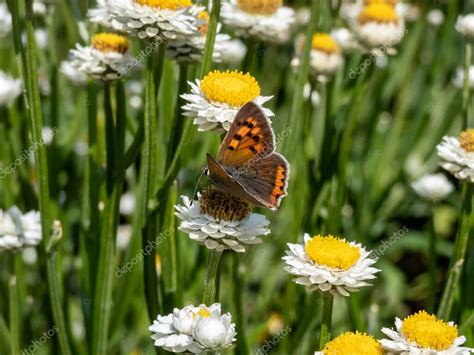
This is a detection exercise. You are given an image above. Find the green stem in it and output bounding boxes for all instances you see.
[428,209,437,313]
[318,292,333,350]
[438,184,474,320]
[232,254,249,355]
[283,0,320,159]
[199,0,221,77]
[142,50,161,322]
[241,39,257,73]
[10,1,72,354]
[202,250,223,305]
[347,294,364,331]
[92,81,126,355]
[9,275,19,355]
[462,43,472,130]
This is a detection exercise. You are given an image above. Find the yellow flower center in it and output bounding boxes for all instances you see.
[401,311,458,351]
[305,235,360,270]
[197,11,210,36]
[92,33,129,54]
[363,0,396,6]
[358,3,399,24]
[193,307,211,318]
[237,0,282,15]
[200,70,261,107]
[134,0,192,10]
[460,129,474,152]
[323,332,383,355]
[312,33,341,54]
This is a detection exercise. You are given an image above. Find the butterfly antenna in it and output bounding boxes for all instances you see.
[192,170,205,203]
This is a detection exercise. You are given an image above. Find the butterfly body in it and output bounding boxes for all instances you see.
[205,102,290,211]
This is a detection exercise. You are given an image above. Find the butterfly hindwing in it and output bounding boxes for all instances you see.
[217,102,275,168]
[206,154,269,207]
[233,153,290,210]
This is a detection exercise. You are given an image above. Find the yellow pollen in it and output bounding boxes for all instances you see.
[459,129,474,152]
[200,70,261,107]
[358,3,399,24]
[363,0,396,5]
[401,311,458,351]
[134,0,192,10]
[92,33,129,54]
[312,33,341,54]
[237,0,282,15]
[323,332,383,355]
[197,11,210,36]
[305,235,360,270]
[193,307,211,319]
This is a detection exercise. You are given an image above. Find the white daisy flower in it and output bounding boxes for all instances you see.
[60,60,88,86]
[456,14,474,42]
[181,70,274,133]
[88,0,200,41]
[453,66,474,89]
[331,27,362,53]
[175,190,270,253]
[149,303,236,353]
[351,3,406,52]
[220,38,247,65]
[0,207,42,251]
[0,3,12,38]
[120,191,136,216]
[221,0,295,44]
[116,224,133,251]
[0,70,23,107]
[411,173,454,202]
[70,33,131,81]
[283,233,379,296]
[315,331,383,355]
[341,0,413,23]
[380,310,474,354]
[437,131,474,183]
[427,9,444,28]
[166,10,232,63]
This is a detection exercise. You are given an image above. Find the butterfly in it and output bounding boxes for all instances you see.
[205,102,290,211]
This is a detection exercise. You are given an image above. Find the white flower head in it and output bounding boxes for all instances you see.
[380,311,474,354]
[437,131,474,183]
[175,190,270,253]
[120,191,136,216]
[0,3,12,38]
[69,32,131,81]
[0,70,23,107]
[116,224,133,251]
[220,38,247,64]
[0,207,42,251]
[331,27,363,53]
[164,9,233,63]
[351,3,406,51]
[60,60,88,86]
[427,9,444,27]
[181,70,274,133]
[149,303,236,353]
[411,173,454,202]
[221,0,295,44]
[453,66,474,89]
[88,0,201,41]
[306,33,344,79]
[456,14,474,42]
[283,233,379,296]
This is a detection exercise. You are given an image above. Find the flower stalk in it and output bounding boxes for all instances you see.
[462,43,472,130]
[200,0,221,77]
[438,184,474,320]
[202,250,223,305]
[319,292,333,350]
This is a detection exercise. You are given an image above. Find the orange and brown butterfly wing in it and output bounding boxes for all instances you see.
[217,102,275,167]
[206,154,270,208]
[233,153,290,210]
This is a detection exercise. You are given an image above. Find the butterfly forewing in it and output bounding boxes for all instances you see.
[217,102,275,168]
